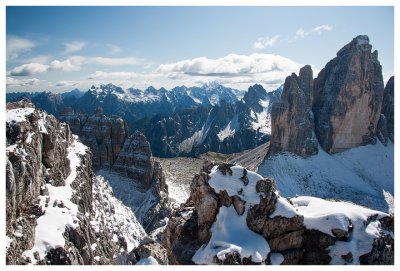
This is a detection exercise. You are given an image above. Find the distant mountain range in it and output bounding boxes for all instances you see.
[136,84,282,157]
[7,83,280,157]
[6,83,243,123]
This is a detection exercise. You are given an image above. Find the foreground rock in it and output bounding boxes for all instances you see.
[162,162,394,265]
[6,99,146,265]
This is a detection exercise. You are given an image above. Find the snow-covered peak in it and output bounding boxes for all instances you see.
[355,35,370,45]
[201,81,223,90]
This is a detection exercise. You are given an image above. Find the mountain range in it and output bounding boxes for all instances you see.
[5,35,394,265]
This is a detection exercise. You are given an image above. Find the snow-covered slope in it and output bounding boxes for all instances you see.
[21,137,87,263]
[96,170,158,224]
[250,98,271,135]
[258,140,394,212]
[91,175,147,253]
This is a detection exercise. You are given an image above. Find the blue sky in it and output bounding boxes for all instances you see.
[6,6,394,92]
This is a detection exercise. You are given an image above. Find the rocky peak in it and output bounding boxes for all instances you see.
[269,66,318,157]
[112,131,154,189]
[298,65,313,105]
[243,84,268,112]
[337,35,371,57]
[313,35,384,153]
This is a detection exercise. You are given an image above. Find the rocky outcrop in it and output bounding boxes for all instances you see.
[60,107,129,169]
[112,131,154,189]
[107,130,170,235]
[377,76,394,144]
[269,65,318,157]
[163,162,394,265]
[6,100,145,265]
[313,35,385,153]
[129,238,168,265]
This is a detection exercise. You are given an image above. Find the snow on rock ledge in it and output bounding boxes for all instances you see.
[163,162,394,265]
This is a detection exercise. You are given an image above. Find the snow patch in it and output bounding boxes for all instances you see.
[217,116,239,142]
[193,165,269,264]
[6,236,13,251]
[270,196,298,218]
[270,253,284,265]
[6,107,35,123]
[192,206,269,264]
[250,99,271,134]
[291,196,386,264]
[136,256,159,265]
[178,111,215,153]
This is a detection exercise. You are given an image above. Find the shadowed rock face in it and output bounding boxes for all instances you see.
[112,131,154,189]
[269,65,318,157]
[60,107,129,169]
[313,35,385,153]
[378,76,394,143]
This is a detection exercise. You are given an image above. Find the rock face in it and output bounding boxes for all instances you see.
[60,107,129,169]
[313,35,385,153]
[112,131,154,188]
[162,162,394,265]
[377,76,394,144]
[268,35,392,157]
[269,65,318,157]
[6,99,146,265]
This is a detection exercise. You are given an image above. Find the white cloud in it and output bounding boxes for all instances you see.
[157,53,303,90]
[55,80,79,87]
[8,60,80,76]
[66,56,143,66]
[295,28,306,39]
[106,44,121,54]
[63,41,86,54]
[253,35,280,49]
[89,57,142,66]
[7,36,35,60]
[9,63,49,76]
[8,55,143,76]
[28,55,51,64]
[6,76,42,87]
[49,59,81,72]
[311,25,334,34]
[289,24,334,43]
[88,71,140,80]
